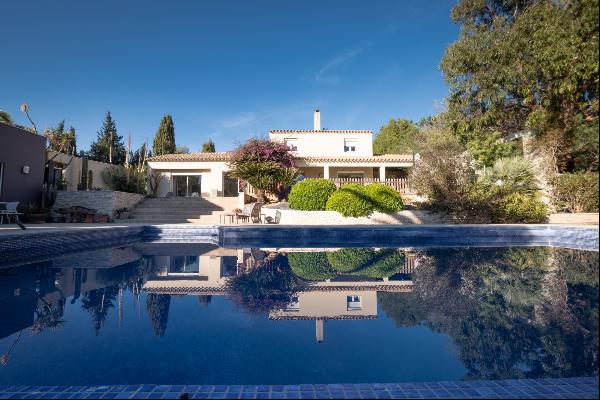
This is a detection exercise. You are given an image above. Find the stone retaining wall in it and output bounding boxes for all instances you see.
[53,190,144,219]
[260,208,444,225]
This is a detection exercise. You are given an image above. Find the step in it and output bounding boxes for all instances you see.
[120,218,221,224]
[131,210,216,216]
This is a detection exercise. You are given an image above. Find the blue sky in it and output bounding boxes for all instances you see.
[1,0,458,153]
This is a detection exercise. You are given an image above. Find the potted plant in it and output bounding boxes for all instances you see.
[94,214,110,223]
[22,202,47,224]
[115,207,131,219]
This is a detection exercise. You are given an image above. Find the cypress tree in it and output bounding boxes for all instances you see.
[202,139,216,153]
[88,111,126,164]
[152,115,176,155]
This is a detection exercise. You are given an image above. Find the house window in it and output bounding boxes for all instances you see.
[285,138,298,151]
[347,295,362,310]
[344,139,357,152]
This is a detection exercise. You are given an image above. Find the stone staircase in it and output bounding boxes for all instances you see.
[124,197,239,224]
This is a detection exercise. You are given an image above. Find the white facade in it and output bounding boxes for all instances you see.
[146,110,414,198]
[269,131,373,157]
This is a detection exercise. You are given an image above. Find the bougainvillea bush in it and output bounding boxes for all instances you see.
[228,138,299,202]
[230,138,295,167]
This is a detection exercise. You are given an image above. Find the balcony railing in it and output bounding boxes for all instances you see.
[325,177,413,194]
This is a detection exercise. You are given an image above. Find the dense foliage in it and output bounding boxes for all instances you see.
[88,111,126,165]
[441,0,599,172]
[288,179,337,211]
[373,118,418,155]
[551,172,600,212]
[392,247,600,379]
[364,183,404,213]
[287,252,336,281]
[228,139,299,202]
[325,183,374,217]
[45,120,77,155]
[101,165,147,194]
[412,130,548,223]
[152,115,176,156]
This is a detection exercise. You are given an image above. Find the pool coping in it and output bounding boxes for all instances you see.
[0,377,597,399]
[1,224,598,267]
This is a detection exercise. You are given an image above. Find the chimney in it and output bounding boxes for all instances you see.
[313,109,321,131]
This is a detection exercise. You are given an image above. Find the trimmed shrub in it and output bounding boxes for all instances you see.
[325,184,374,217]
[551,172,599,213]
[353,250,405,278]
[288,179,337,211]
[327,248,375,273]
[287,252,336,281]
[365,183,404,213]
[496,193,548,223]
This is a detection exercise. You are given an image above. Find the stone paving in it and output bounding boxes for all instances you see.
[0,378,597,399]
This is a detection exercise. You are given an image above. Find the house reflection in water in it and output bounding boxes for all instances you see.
[142,248,416,343]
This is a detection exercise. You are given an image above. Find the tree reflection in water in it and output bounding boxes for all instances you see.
[226,251,305,313]
[379,247,599,380]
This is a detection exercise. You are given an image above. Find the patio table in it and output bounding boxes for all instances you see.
[220,212,238,224]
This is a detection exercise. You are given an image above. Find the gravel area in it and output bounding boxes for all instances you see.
[262,202,443,224]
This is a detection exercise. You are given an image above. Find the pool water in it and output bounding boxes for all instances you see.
[0,244,597,385]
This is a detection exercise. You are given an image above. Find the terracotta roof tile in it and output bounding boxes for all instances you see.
[300,154,413,164]
[270,129,372,134]
[147,152,232,162]
[147,152,413,164]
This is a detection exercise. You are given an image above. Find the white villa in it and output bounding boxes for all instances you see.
[147,110,414,198]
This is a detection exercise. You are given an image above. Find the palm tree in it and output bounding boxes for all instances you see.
[0,110,13,124]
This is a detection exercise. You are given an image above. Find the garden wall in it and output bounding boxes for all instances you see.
[260,207,444,225]
[53,190,144,219]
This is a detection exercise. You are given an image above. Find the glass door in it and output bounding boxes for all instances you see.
[174,175,202,197]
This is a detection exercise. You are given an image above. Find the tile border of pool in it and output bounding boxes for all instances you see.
[0,224,598,266]
[0,377,597,399]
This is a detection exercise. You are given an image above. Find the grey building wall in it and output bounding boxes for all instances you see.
[0,122,47,204]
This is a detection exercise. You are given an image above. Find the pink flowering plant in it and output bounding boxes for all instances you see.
[230,138,296,168]
[229,138,299,202]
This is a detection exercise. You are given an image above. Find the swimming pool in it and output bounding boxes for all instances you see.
[0,235,597,387]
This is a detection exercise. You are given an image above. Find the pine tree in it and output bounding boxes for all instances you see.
[88,111,126,164]
[202,139,216,153]
[152,115,176,156]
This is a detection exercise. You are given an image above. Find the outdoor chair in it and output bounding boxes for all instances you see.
[263,210,281,224]
[235,203,254,223]
[250,203,263,223]
[0,202,26,229]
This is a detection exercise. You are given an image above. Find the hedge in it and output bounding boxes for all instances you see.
[288,179,337,211]
[353,250,406,278]
[326,248,375,273]
[551,172,599,213]
[287,252,336,281]
[325,184,374,217]
[496,193,549,223]
[365,183,404,213]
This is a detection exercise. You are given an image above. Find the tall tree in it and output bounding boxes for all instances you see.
[152,115,176,156]
[440,0,599,172]
[46,120,77,155]
[373,118,418,155]
[88,111,126,165]
[202,139,216,153]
